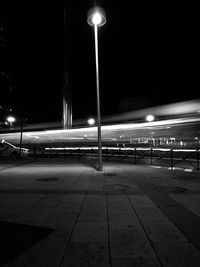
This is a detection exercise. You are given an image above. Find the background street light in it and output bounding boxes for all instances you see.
[146,114,155,122]
[6,115,16,126]
[6,115,26,158]
[88,118,95,126]
[87,7,106,171]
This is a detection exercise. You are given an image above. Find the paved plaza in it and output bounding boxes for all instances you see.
[0,158,200,266]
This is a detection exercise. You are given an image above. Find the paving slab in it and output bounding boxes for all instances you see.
[141,220,188,243]
[61,242,110,267]
[5,230,71,267]
[71,222,108,243]
[0,159,200,266]
[109,228,157,260]
[111,258,161,267]
[169,193,200,217]
[153,241,200,267]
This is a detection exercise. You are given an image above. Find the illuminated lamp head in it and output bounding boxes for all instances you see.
[88,118,95,125]
[146,114,155,122]
[6,116,16,123]
[87,7,106,27]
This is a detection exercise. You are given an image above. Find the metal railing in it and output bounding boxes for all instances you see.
[28,145,200,170]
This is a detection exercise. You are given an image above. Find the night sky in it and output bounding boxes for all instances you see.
[1,1,200,125]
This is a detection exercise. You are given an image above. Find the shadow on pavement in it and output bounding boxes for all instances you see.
[0,220,54,266]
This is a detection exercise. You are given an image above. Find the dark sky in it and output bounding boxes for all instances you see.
[1,1,200,124]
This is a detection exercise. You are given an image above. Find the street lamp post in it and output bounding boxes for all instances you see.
[87,7,106,171]
[6,116,26,158]
[18,118,27,158]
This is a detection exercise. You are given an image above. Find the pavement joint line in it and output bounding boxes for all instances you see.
[126,169,200,253]
[0,161,200,265]
[64,167,88,193]
[40,195,66,227]
[59,170,93,266]
[117,173,163,266]
[104,172,113,267]
[125,191,164,267]
[105,169,163,265]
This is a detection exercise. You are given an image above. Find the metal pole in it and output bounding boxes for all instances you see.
[134,148,137,164]
[94,24,103,171]
[33,144,36,160]
[197,149,199,170]
[19,124,23,158]
[170,149,173,170]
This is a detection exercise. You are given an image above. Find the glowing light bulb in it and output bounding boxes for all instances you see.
[88,118,95,125]
[7,116,16,123]
[146,115,155,122]
[92,12,102,25]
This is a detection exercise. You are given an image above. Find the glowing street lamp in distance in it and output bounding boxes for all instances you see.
[6,116,16,124]
[146,114,155,122]
[88,118,95,126]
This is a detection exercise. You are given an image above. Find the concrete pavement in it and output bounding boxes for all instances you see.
[0,158,200,266]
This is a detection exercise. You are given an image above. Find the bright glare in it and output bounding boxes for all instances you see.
[146,114,155,122]
[88,118,95,125]
[6,116,16,123]
[92,12,102,25]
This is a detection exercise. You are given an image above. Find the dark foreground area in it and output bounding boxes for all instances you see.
[0,158,200,266]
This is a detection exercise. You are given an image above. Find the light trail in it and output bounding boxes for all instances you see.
[0,116,200,145]
[0,100,199,147]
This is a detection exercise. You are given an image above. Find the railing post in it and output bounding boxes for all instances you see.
[197,149,199,170]
[150,148,153,165]
[134,148,137,164]
[91,147,93,160]
[33,145,36,160]
[170,149,173,170]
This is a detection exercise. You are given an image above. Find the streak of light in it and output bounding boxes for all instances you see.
[167,167,184,171]
[150,166,162,168]
[0,113,200,146]
[42,116,200,135]
[102,99,200,123]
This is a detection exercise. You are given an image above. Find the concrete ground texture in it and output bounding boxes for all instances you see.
[0,158,200,266]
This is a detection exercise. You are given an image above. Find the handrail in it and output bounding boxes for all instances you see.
[29,145,200,170]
